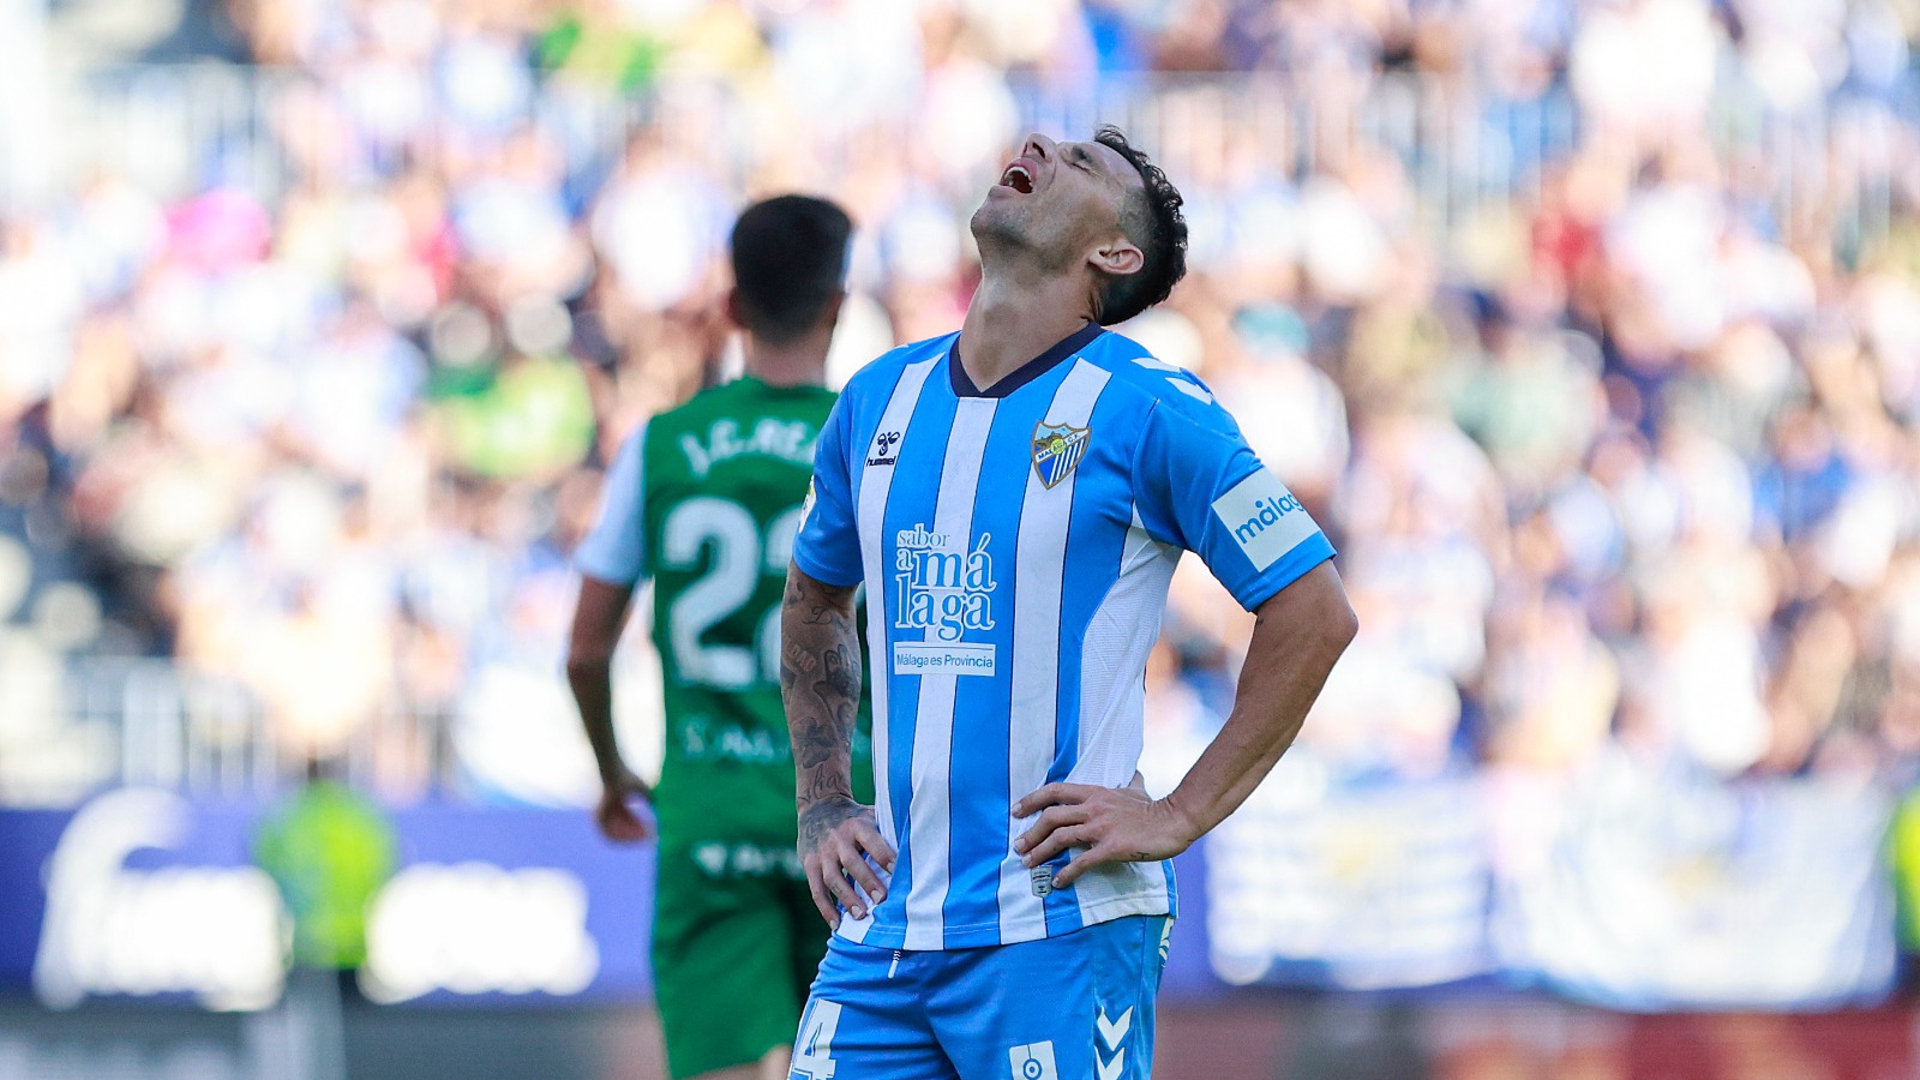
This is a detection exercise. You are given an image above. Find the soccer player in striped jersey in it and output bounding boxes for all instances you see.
[779,129,1358,1080]
[569,195,870,1080]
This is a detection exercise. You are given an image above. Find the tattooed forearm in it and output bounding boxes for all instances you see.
[781,564,863,814]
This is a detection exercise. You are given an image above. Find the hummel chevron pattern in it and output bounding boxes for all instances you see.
[1096,1007,1132,1049]
[1096,1006,1133,1080]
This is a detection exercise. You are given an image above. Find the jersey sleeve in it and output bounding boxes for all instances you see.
[792,394,863,587]
[573,425,648,587]
[1132,396,1335,611]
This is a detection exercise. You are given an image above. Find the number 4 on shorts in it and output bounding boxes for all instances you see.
[791,1000,842,1080]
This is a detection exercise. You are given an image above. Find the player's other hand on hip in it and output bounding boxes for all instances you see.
[1012,782,1199,889]
[798,796,896,928]
[595,765,655,843]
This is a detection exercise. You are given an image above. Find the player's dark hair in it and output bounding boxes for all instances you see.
[730,194,854,345]
[1091,126,1188,326]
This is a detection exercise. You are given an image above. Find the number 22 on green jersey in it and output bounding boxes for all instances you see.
[659,498,802,689]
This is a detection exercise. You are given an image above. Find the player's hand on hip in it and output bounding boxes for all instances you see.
[1012,782,1198,889]
[595,766,655,843]
[798,796,896,928]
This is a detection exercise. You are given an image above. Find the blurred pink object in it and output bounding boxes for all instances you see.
[164,187,272,274]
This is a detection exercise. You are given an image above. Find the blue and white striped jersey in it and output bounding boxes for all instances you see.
[793,323,1335,951]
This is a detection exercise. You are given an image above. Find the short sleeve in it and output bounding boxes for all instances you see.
[574,425,648,586]
[792,395,863,587]
[1132,397,1335,611]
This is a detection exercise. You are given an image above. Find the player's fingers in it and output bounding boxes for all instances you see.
[849,818,898,872]
[840,849,887,906]
[804,861,841,928]
[821,858,865,920]
[832,832,886,904]
[1022,823,1095,867]
[598,804,643,844]
[619,803,653,838]
[1052,842,1122,889]
[1013,804,1089,855]
[1013,782,1093,817]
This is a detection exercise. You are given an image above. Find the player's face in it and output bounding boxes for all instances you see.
[972,133,1141,272]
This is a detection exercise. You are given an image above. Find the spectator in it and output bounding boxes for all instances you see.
[2,0,1918,810]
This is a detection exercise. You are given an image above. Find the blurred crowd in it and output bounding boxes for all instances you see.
[4,0,1920,807]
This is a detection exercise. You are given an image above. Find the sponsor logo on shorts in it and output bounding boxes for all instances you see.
[1009,1042,1058,1080]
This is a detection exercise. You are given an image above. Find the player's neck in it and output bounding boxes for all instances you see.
[957,269,1096,391]
[743,331,830,389]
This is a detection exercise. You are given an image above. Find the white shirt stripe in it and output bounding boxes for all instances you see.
[1068,507,1180,925]
[998,360,1111,940]
[856,358,939,857]
[841,357,939,945]
[902,396,998,949]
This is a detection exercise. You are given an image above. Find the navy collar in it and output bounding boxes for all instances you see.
[948,322,1105,399]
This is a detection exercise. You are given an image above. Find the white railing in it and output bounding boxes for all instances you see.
[2,657,455,806]
[10,64,1908,243]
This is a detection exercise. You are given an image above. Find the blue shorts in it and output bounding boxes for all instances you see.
[788,914,1171,1080]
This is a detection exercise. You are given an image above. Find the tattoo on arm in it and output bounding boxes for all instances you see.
[799,798,868,855]
[781,567,863,826]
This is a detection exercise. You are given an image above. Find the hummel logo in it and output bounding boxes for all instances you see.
[1029,865,1054,897]
[1096,1007,1133,1080]
[1096,1007,1132,1050]
[867,430,902,467]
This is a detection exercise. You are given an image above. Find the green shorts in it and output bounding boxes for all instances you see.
[652,835,828,1079]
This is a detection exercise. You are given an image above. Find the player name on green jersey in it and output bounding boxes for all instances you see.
[678,416,819,479]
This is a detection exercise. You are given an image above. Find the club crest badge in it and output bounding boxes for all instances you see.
[1031,422,1090,489]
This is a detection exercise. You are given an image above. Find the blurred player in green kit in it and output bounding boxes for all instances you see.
[567,194,871,1080]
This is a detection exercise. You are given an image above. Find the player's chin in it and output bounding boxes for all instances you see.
[970,200,1028,242]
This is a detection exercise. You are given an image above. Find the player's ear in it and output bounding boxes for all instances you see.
[1090,236,1144,279]
[819,289,848,331]
[724,288,747,331]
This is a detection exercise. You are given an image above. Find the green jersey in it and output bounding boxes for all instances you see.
[576,375,870,843]
[253,779,397,970]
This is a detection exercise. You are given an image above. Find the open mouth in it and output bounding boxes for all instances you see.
[999,162,1035,194]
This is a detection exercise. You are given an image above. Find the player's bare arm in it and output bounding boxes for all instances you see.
[1015,561,1356,886]
[566,575,654,843]
[781,563,895,927]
